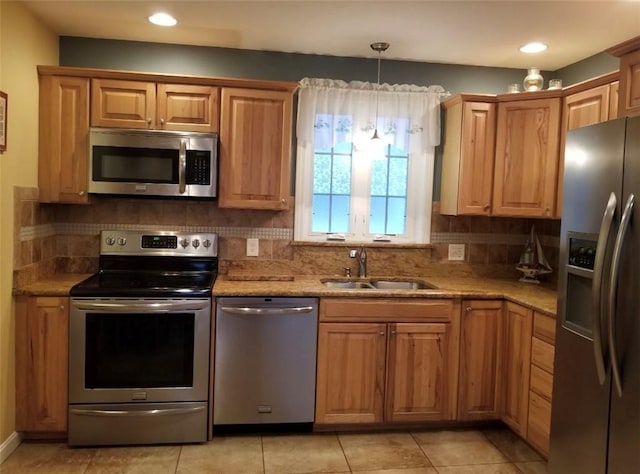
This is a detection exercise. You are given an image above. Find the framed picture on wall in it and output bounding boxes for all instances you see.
[0,91,6,152]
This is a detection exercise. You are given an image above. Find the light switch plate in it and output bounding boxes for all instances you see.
[448,243,465,261]
[246,238,259,257]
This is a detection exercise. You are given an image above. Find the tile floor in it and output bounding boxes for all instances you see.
[0,428,547,474]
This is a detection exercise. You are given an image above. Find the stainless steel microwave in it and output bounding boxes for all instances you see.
[88,128,218,199]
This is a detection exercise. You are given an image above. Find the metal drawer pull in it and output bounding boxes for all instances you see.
[220,306,313,315]
[73,301,209,312]
[70,406,205,417]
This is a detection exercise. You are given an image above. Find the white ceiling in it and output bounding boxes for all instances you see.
[19,0,640,71]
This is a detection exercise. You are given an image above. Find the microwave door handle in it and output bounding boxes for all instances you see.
[179,139,187,194]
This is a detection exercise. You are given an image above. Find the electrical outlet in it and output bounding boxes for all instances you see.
[448,243,465,261]
[246,238,259,257]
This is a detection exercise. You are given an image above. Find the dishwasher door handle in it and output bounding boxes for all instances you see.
[219,306,314,316]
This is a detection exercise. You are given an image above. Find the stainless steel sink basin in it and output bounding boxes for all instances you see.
[321,279,436,290]
[322,280,375,289]
[370,280,437,290]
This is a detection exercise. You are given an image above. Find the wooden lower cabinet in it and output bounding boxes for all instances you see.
[15,296,69,433]
[502,302,533,436]
[457,300,504,420]
[315,298,460,425]
[315,323,387,424]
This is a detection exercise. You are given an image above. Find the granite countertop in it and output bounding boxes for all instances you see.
[14,272,557,317]
[13,273,93,297]
[214,274,558,317]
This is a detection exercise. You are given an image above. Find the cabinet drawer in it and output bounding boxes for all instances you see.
[527,391,551,457]
[531,337,555,374]
[320,298,453,322]
[533,313,556,345]
[530,364,553,401]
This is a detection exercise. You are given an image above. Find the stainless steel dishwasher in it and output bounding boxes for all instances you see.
[213,297,318,425]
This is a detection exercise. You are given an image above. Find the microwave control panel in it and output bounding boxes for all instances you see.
[186,151,212,185]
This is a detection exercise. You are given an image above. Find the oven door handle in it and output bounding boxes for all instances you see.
[219,306,314,315]
[72,301,210,312]
[70,406,205,417]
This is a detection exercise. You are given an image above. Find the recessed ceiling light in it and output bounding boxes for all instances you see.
[148,13,177,27]
[519,42,548,54]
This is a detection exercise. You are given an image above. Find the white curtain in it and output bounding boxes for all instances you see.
[296,78,445,154]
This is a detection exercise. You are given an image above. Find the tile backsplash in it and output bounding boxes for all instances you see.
[13,186,560,288]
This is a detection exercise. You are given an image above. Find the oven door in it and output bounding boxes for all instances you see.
[69,298,211,404]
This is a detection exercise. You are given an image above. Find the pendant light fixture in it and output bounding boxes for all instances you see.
[370,41,389,142]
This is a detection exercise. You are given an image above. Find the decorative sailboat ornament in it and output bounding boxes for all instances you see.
[516,225,552,283]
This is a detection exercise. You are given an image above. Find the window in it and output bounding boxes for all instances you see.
[295,79,444,244]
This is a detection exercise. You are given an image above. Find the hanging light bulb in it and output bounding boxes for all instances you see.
[370,42,390,148]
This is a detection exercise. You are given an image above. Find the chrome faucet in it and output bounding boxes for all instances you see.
[349,246,367,278]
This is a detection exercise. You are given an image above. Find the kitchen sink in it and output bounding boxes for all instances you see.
[321,279,437,290]
[322,280,376,289]
[370,280,437,290]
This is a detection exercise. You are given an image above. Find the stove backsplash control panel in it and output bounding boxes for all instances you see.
[101,230,218,257]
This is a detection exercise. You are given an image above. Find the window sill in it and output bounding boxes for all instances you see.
[290,240,434,249]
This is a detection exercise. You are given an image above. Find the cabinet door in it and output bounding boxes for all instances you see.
[218,88,292,209]
[38,75,90,203]
[609,81,620,120]
[458,300,504,420]
[91,78,156,128]
[618,49,640,117]
[493,98,560,217]
[15,296,69,432]
[458,102,497,215]
[502,302,533,436]
[386,323,456,422]
[156,84,220,132]
[315,323,386,424]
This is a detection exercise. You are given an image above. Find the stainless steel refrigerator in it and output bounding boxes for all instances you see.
[549,116,640,473]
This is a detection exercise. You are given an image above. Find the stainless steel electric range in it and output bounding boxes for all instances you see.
[68,230,217,446]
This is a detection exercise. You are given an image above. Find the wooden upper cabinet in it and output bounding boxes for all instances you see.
[15,296,69,433]
[441,96,496,216]
[458,300,504,421]
[609,81,620,120]
[91,78,219,131]
[563,84,611,132]
[315,322,387,424]
[218,87,293,210]
[492,98,561,218]
[38,75,90,204]
[608,36,640,117]
[386,322,458,422]
[502,302,533,437]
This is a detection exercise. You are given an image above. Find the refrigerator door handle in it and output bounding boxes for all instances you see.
[608,193,634,397]
[593,192,617,385]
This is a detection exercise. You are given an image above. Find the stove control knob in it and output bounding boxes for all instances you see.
[105,236,116,246]
[192,239,200,248]
[203,239,212,248]
[117,237,127,246]
[180,238,190,248]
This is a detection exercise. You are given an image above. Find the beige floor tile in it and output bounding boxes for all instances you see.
[177,436,263,474]
[85,445,181,473]
[412,430,508,467]
[514,461,548,474]
[435,464,521,474]
[0,442,94,474]
[338,432,431,472]
[262,433,349,474]
[482,429,542,462]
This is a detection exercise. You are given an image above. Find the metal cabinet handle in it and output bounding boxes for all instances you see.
[146,117,152,125]
[160,118,165,125]
[78,191,85,196]
[608,193,634,397]
[465,306,473,312]
[592,192,617,385]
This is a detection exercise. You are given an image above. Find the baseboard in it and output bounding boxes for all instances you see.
[0,432,22,464]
